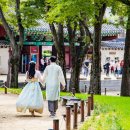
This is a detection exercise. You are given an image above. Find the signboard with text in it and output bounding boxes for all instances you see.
[109,52,116,55]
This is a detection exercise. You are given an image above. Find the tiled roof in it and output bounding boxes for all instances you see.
[101,41,125,49]
[26,21,124,36]
[25,21,50,33]
[0,40,9,47]
[89,24,124,36]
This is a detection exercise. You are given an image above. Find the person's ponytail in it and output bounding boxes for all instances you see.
[28,61,36,79]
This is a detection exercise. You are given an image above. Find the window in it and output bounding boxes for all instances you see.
[106,57,110,62]
[115,57,119,62]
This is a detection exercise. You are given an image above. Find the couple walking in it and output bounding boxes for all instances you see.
[16,56,66,117]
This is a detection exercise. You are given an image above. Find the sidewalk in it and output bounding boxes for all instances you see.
[0,73,122,82]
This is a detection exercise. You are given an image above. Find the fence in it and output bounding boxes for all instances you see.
[51,93,94,130]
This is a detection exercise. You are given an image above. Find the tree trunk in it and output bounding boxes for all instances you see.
[69,56,83,92]
[57,51,67,88]
[0,1,24,88]
[121,8,130,96]
[67,22,80,92]
[91,23,102,94]
[69,42,78,92]
[90,3,106,94]
[67,21,89,92]
[49,23,67,89]
[10,54,20,88]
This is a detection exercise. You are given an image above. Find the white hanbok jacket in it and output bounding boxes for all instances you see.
[43,63,66,101]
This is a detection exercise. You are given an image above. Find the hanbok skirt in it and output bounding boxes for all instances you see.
[16,82,43,114]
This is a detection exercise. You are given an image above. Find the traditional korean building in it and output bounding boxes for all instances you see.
[0,23,125,74]
[86,24,125,61]
[101,38,125,69]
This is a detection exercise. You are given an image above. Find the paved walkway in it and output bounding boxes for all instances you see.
[0,92,90,130]
[0,91,120,130]
[0,93,68,130]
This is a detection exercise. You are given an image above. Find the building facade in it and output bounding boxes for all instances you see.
[101,39,125,69]
[0,25,9,74]
[0,46,9,74]
[0,23,125,74]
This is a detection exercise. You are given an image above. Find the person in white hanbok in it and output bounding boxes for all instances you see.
[16,61,43,116]
[43,56,66,117]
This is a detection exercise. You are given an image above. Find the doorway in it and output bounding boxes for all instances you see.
[21,54,29,73]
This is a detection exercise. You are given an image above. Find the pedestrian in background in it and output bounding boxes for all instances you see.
[105,62,110,76]
[110,60,115,74]
[115,61,120,77]
[83,59,89,77]
[120,60,124,74]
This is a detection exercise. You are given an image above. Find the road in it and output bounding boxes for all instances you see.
[79,80,121,91]
[0,73,121,95]
[66,79,121,96]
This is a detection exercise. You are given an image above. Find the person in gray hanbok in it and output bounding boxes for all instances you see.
[43,56,66,117]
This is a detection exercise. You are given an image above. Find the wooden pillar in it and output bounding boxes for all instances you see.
[80,100,84,122]
[53,119,59,130]
[66,106,71,130]
[73,103,78,129]
[86,101,88,117]
[4,82,7,94]
[87,96,91,116]
[91,92,94,110]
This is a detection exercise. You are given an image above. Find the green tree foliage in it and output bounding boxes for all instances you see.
[45,0,95,92]
[0,0,44,88]
[0,0,44,28]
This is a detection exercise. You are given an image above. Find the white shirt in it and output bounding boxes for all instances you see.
[43,63,66,101]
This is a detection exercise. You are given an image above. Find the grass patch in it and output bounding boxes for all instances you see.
[80,95,130,130]
[60,92,88,100]
[0,88,22,94]
[0,88,88,99]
